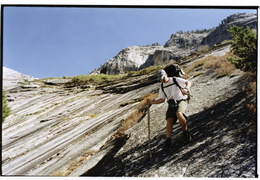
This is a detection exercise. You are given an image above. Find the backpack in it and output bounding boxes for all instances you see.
[164,64,185,77]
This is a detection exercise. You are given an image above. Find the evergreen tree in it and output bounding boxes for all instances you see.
[2,91,11,123]
[151,42,160,46]
[228,25,257,72]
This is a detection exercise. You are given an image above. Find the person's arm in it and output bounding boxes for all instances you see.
[180,80,192,95]
[185,80,191,90]
[148,98,165,105]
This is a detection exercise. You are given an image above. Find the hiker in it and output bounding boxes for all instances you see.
[147,69,192,150]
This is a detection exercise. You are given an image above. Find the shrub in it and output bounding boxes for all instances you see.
[228,25,257,72]
[2,91,11,123]
[72,76,81,83]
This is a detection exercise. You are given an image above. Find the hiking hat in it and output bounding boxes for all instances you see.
[157,69,167,80]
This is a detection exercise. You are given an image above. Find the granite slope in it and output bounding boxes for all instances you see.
[2,45,257,177]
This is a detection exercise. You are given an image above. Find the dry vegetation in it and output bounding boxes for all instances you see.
[241,72,257,116]
[204,53,237,76]
[117,93,158,136]
[183,52,237,79]
[182,51,256,120]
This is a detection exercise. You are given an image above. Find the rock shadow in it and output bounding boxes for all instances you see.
[83,91,257,177]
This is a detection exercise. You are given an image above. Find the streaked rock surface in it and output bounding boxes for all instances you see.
[2,45,256,177]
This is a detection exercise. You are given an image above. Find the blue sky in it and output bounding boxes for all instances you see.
[3,6,257,78]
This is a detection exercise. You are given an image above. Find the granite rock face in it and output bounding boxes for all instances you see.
[201,13,257,47]
[164,32,209,49]
[92,46,164,75]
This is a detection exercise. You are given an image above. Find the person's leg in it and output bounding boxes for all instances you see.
[165,106,176,150]
[166,117,174,138]
[165,117,174,150]
[176,111,191,142]
[176,100,188,131]
[176,111,187,131]
[176,100,191,142]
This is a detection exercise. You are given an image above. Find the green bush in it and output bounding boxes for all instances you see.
[72,76,81,83]
[2,91,11,123]
[228,25,257,72]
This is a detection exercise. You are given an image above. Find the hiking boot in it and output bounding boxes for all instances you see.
[165,138,172,150]
[183,130,191,143]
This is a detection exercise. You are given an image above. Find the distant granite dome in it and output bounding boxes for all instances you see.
[92,13,257,75]
[91,46,164,75]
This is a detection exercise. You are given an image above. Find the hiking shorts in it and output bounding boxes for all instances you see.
[166,99,188,120]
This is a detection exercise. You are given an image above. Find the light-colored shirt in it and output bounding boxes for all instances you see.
[158,77,188,101]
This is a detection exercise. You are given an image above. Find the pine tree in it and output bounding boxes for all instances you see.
[228,25,257,72]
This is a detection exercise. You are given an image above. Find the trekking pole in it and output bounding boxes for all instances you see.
[147,106,152,158]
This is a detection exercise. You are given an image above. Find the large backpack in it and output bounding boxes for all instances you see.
[161,65,191,101]
[164,64,185,77]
